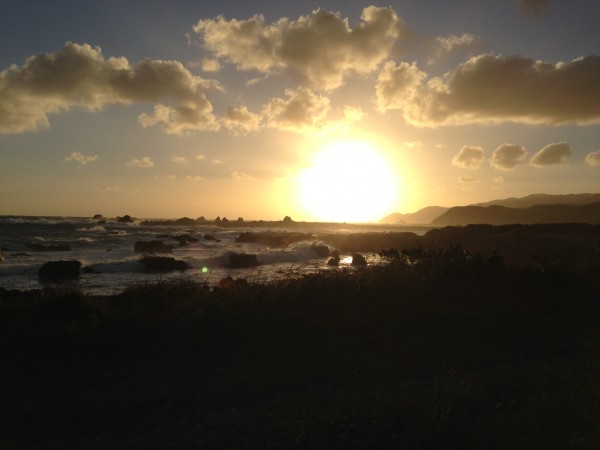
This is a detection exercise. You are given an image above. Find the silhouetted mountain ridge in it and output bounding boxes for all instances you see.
[432,201,600,226]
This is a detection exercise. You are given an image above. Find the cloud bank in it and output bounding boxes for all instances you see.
[127,156,155,168]
[0,42,221,135]
[375,54,600,126]
[193,6,408,90]
[65,151,99,165]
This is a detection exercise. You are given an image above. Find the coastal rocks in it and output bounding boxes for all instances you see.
[117,215,134,223]
[138,256,189,272]
[134,240,173,254]
[228,253,259,268]
[39,260,81,281]
[26,243,71,251]
[204,234,221,242]
[157,234,199,247]
[310,244,330,257]
[235,231,312,248]
[327,250,340,266]
[351,253,367,267]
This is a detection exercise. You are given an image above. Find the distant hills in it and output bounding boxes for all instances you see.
[381,193,600,226]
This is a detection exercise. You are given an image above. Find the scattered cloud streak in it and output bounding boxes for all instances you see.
[100,184,120,192]
[65,151,99,165]
[530,142,571,167]
[452,145,484,169]
[127,156,155,168]
[428,33,481,65]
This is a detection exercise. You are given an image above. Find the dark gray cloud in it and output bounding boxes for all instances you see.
[491,144,528,170]
[530,142,571,167]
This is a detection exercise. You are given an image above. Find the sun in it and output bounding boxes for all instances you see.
[298,140,398,222]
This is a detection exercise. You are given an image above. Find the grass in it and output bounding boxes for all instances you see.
[1,247,600,449]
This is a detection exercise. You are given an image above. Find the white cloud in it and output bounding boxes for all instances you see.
[262,87,362,133]
[186,175,204,181]
[452,145,484,169]
[211,158,225,165]
[0,42,221,134]
[100,185,120,192]
[516,0,551,17]
[127,156,155,168]
[491,144,527,171]
[201,58,221,72]
[231,170,254,181]
[221,105,261,134]
[584,151,600,167]
[530,142,571,167]
[375,53,600,126]
[401,141,423,149]
[457,175,480,183]
[193,6,409,90]
[171,155,189,165]
[195,154,206,161]
[428,33,481,65]
[65,151,99,165]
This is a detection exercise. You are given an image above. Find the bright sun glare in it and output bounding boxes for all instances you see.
[298,140,397,223]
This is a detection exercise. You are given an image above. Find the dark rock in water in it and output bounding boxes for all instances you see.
[139,256,189,272]
[39,260,81,281]
[351,253,367,266]
[26,243,71,252]
[117,215,134,223]
[134,240,173,254]
[311,244,330,257]
[229,253,259,268]
[204,234,221,242]
[327,257,340,266]
[197,216,206,222]
[93,214,104,220]
[82,266,96,274]
[174,217,196,226]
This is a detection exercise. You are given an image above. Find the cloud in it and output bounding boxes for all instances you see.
[127,156,155,168]
[211,158,224,165]
[516,0,551,17]
[457,175,480,183]
[530,142,571,167]
[585,151,600,167]
[492,176,505,183]
[452,145,484,169]
[375,53,600,126]
[491,144,527,170]
[231,170,254,181]
[65,151,99,165]
[186,175,204,181]
[0,42,221,134]
[100,185,120,192]
[171,155,189,165]
[201,58,221,72]
[221,105,261,134]
[193,6,408,90]
[262,87,362,133]
[195,154,206,161]
[428,33,481,65]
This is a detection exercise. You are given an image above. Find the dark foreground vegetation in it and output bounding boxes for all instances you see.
[2,242,600,449]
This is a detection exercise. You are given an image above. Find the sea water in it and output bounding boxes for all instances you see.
[0,216,428,295]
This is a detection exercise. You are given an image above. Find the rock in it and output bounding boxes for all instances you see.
[311,244,330,257]
[173,217,196,226]
[197,216,206,222]
[235,232,312,248]
[218,276,234,289]
[351,253,367,266]
[117,215,133,223]
[134,240,173,254]
[139,256,189,272]
[39,260,81,281]
[228,253,259,268]
[327,257,340,266]
[204,234,221,242]
[26,243,71,251]
[92,214,104,220]
[157,234,199,246]
[283,216,293,223]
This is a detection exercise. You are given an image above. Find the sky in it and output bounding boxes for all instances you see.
[1,0,599,222]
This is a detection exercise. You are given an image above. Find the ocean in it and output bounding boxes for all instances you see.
[0,216,429,295]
